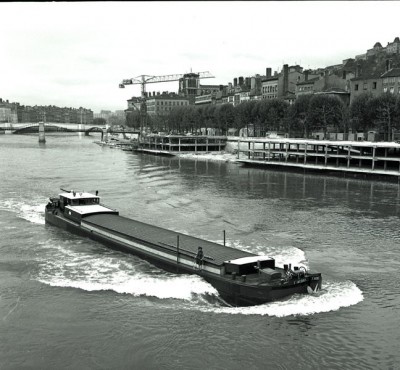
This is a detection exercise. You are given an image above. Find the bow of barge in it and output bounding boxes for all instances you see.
[45,189,322,306]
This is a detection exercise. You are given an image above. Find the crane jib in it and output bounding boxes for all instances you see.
[119,71,214,86]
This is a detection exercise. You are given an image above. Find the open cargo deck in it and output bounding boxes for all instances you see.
[82,213,254,267]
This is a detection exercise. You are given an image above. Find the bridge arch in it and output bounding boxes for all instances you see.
[85,126,104,134]
[13,123,74,134]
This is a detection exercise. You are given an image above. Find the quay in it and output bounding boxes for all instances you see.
[235,137,400,180]
[136,135,227,155]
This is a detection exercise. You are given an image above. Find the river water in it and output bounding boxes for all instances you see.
[0,133,399,370]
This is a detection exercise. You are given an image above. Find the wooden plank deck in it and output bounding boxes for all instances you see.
[83,214,253,265]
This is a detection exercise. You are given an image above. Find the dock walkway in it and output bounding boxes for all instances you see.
[138,135,227,154]
[236,138,400,178]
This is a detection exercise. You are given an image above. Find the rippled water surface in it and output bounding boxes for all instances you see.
[1,134,399,369]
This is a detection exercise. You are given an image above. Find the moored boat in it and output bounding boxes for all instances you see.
[45,189,322,306]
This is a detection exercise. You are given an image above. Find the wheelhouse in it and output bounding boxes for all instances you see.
[59,191,100,211]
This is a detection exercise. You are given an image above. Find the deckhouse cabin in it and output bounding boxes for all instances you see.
[59,191,118,223]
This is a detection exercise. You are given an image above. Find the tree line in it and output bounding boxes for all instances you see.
[125,93,400,140]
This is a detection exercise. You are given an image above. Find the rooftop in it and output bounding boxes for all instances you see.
[60,191,99,200]
[381,68,400,78]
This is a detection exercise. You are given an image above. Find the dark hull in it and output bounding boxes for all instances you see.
[45,211,321,306]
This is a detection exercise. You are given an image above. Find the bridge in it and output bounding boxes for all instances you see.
[0,122,139,136]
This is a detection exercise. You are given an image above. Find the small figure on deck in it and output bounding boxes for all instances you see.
[195,246,204,270]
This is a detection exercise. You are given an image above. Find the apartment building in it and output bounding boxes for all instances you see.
[381,68,400,94]
[146,93,190,115]
[296,77,319,96]
[261,76,279,99]
[349,74,382,104]
[10,104,93,124]
[0,98,18,123]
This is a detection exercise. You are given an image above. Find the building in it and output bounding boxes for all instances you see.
[367,42,383,58]
[126,97,142,112]
[146,92,190,115]
[386,37,400,55]
[356,38,400,61]
[278,64,304,98]
[349,74,383,104]
[12,104,93,124]
[178,73,200,104]
[296,77,319,96]
[262,64,311,100]
[261,76,279,99]
[195,94,214,105]
[314,88,350,106]
[0,107,12,123]
[194,85,226,106]
[0,98,18,123]
[381,67,400,94]
[295,63,354,103]
[198,84,224,96]
[348,53,400,103]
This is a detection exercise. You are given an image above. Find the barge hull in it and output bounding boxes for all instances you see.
[45,211,320,306]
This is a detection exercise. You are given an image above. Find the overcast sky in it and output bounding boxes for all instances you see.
[1,1,400,113]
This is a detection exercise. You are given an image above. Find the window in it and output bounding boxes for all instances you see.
[373,82,377,89]
[355,84,359,91]
[390,87,394,94]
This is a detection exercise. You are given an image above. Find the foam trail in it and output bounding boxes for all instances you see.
[178,152,237,162]
[36,242,218,300]
[37,241,363,316]
[40,274,218,300]
[201,280,364,317]
[0,198,46,224]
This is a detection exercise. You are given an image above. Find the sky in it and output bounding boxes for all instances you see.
[1,1,400,113]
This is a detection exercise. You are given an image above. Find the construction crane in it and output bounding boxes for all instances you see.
[119,71,214,131]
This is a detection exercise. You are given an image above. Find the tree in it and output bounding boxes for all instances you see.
[369,93,400,141]
[349,93,374,134]
[93,117,107,126]
[234,101,257,135]
[108,114,125,127]
[216,103,235,135]
[264,99,289,133]
[308,94,344,139]
[125,111,141,129]
[169,107,186,133]
[287,94,313,138]
[202,105,218,131]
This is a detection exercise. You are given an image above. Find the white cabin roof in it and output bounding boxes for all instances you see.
[65,204,114,215]
[60,192,99,200]
[224,256,274,265]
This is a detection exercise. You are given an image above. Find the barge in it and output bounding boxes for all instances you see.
[45,190,322,306]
